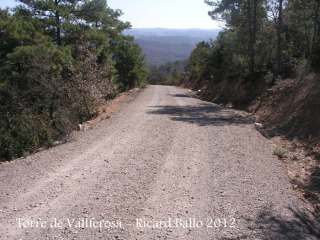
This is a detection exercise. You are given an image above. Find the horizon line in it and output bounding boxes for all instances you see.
[126,27,222,30]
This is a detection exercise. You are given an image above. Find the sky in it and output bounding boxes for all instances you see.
[0,0,223,29]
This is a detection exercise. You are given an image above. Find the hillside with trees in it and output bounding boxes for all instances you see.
[125,28,220,65]
[181,0,320,141]
[147,60,188,85]
[0,0,147,161]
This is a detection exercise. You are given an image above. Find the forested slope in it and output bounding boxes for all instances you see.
[180,0,320,142]
[0,0,147,161]
[126,29,219,65]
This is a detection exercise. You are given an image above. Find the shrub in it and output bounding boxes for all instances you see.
[273,146,289,159]
[0,111,59,161]
[292,137,300,149]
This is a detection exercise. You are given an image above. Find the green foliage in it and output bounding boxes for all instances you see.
[184,0,320,103]
[112,39,148,91]
[0,111,58,161]
[147,66,166,85]
[188,41,212,79]
[147,60,187,85]
[0,1,146,161]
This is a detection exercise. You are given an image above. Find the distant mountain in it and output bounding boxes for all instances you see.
[125,28,220,66]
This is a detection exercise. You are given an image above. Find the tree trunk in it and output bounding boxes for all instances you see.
[309,0,320,72]
[247,0,255,77]
[276,0,283,78]
[82,95,92,119]
[49,93,55,121]
[55,0,62,46]
[253,0,257,43]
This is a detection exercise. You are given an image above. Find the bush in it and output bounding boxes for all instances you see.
[273,146,289,159]
[0,111,59,161]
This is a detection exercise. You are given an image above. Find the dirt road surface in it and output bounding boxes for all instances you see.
[1,85,319,240]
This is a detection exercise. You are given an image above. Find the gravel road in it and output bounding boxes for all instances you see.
[1,85,319,240]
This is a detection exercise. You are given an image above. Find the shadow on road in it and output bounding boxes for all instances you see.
[224,206,320,240]
[168,93,192,98]
[147,103,251,126]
